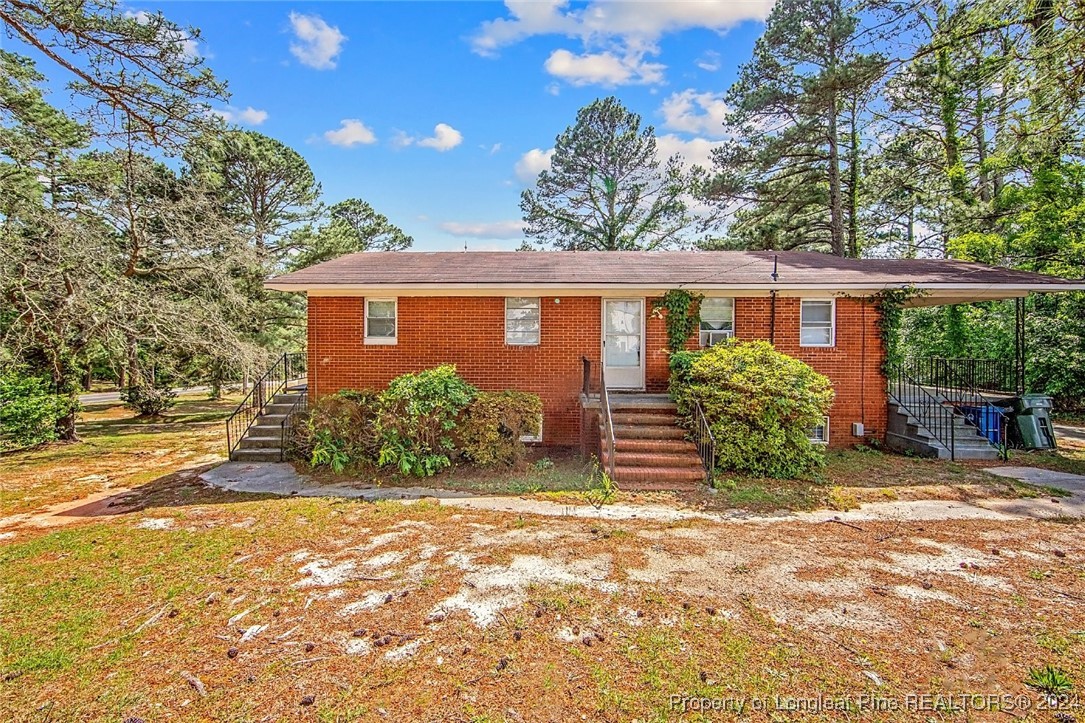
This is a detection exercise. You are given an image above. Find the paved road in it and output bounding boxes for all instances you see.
[1056,424,1085,444]
[79,386,210,406]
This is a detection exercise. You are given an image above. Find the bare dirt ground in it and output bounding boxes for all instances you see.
[2,479,1083,722]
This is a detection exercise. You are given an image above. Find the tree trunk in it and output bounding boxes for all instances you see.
[51,368,78,442]
[126,335,141,388]
[827,104,846,257]
[936,35,967,204]
[846,95,861,258]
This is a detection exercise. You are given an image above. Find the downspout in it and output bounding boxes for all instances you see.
[860,300,867,430]
[769,291,777,344]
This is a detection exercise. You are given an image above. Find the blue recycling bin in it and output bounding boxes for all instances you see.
[959,405,1003,445]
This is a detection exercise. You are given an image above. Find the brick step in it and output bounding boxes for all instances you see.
[612,465,705,490]
[612,438,696,454]
[611,412,679,427]
[230,448,283,462]
[603,450,703,469]
[609,400,678,412]
[611,424,687,440]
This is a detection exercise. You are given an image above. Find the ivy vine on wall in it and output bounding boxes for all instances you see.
[871,286,926,372]
[651,289,705,354]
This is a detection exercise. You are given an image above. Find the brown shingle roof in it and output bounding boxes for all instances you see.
[266,250,1083,292]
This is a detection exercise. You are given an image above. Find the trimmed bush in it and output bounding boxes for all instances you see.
[456,390,543,466]
[669,339,834,479]
[299,389,380,471]
[376,365,477,476]
[0,373,78,451]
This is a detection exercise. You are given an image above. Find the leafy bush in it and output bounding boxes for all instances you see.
[669,339,834,479]
[376,365,477,476]
[0,373,78,451]
[120,382,177,416]
[299,389,380,471]
[456,390,543,466]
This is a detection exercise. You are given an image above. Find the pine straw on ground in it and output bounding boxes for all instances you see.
[1,483,1082,722]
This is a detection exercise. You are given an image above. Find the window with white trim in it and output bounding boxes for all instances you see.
[808,416,830,444]
[505,297,540,345]
[800,299,835,347]
[365,298,397,344]
[699,297,735,347]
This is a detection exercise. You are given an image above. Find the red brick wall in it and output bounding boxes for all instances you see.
[307,294,886,448]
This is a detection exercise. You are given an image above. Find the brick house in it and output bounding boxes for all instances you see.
[259,250,1081,486]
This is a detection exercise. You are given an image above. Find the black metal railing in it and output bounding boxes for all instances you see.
[912,357,1018,395]
[692,401,716,486]
[889,361,957,460]
[906,357,1009,446]
[279,390,309,462]
[226,352,306,456]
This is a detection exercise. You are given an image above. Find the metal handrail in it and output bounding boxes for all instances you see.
[225,351,305,456]
[907,357,1008,446]
[692,401,716,486]
[599,361,617,482]
[279,390,309,462]
[889,362,957,460]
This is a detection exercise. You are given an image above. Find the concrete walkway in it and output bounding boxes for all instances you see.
[200,461,1085,525]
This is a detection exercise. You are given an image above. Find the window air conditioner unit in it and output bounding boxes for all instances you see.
[705,330,734,347]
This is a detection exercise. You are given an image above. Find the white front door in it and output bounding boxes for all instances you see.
[602,298,645,390]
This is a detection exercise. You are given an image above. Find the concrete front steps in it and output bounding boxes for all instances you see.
[599,395,706,491]
[229,390,305,462]
[887,399,1000,461]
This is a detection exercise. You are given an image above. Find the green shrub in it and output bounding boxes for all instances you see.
[376,365,477,476]
[120,382,177,416]
[669,339,834,479]
[456,390,543,466]
[299,389,380,470]
[0,373,78,451]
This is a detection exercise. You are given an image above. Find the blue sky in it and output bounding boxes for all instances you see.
[23,1,776,250]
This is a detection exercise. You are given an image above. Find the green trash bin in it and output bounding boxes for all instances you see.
[996,395,1056,450]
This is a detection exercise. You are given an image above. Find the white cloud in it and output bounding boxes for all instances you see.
[125,10,200,59]
[696,50,722,72]
[417,123,463,151]
[656,133,721,169]
[288,12,347,70]
[212,105,269,126]
[515,147,554,184]
[470,0,773,56]
[439,220,525,239]
[544,48,664,86]
[394,123,464,152]
[323,119,376,147]
[660,90,730,138]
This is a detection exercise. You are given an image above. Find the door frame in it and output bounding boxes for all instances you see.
[601,297,646,390]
